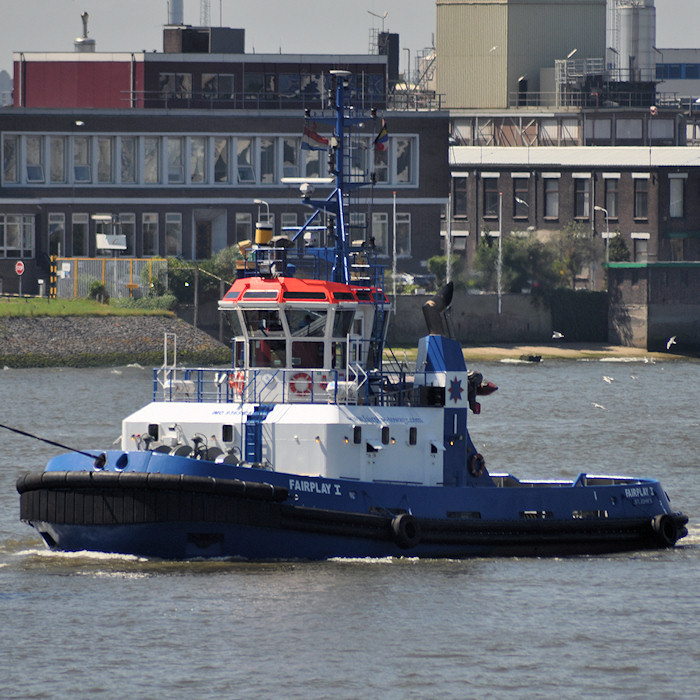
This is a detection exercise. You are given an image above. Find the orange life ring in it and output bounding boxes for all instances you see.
[290,372,312,396]
[228,370,245,395]
[469,452,485,478]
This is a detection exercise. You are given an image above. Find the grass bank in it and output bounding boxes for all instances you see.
[0,297,173,318]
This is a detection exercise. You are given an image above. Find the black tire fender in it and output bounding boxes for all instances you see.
[652,514,678,548]
[391,513,421,549]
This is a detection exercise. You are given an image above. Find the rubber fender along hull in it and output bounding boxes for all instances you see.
[18,470,688,560]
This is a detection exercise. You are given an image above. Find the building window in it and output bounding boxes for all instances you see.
[3,135,18,183]
[669,177,684,219]
[97,137,114,183]
[73,136,91,183]
[165,213,182,256]
[168,138,184,184]
[142,213,159,256]
[26,136,45,182]
[50,137,67,184]
[214,138,229,183]
[395,138,413,184]
[48,213,65,257]
[120,137,136,184]
[202,73,235,100]
[237,138,255,183]
[119,213,135,256]
[452,176,468,217]
[303,148,323,178]
[235,212,252,242]
[633,237,648,263]
[483,177,499,218]
[604,178,619,219]
[190,136,206,183]
[371,212,389,254]
[72,213,88,257]
[144,137,160,184]
[373,146,388,183]
[350,137,369,179]
[634,178,648,219]
[513,177,529,217]
[544,177,559,218]
[574,178,590,219]
[281,213,298,235]
[159,73,192,99]
[0,214,35,258]
[348,212,367,243]
[260,138,275,183]
[283,138,300,178]
[396,212,411,257]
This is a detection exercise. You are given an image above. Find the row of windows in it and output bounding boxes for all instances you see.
[159,71,385,102]
[656,63,700,81]
[43,210,412,259]
[2,133,417,187]
[451,174,686,222]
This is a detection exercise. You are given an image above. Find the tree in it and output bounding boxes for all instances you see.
[607,232,631,262]
[551,222,603,289]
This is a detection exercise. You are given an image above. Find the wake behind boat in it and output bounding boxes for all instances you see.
[17,72,687,559]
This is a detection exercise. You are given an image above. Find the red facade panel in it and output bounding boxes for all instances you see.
[18,61,135,108]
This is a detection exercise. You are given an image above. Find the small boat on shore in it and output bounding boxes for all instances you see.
[17,72,687,559]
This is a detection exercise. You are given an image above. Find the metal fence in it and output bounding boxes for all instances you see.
[51,257,167,299]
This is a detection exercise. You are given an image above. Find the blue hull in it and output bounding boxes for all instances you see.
[17,450,688,560]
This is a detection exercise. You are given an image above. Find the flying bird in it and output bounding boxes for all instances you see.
[552,331,564,340]
[603,376,614,384]
[666,336,677,350]
[592,403,607,410]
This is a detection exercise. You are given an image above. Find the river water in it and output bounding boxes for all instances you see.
[1,358,699,699]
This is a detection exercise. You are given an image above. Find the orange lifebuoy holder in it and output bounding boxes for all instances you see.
[469,452,485,478]
[228,371,245,395]
[290,372,313,396]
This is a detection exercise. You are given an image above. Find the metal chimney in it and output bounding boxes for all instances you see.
[74,12,96,53]
[168,0,184,25]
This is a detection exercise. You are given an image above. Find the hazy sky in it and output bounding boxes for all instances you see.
[0,0,698,76]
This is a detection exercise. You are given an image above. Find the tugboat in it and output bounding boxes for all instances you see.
[17,72,687,559]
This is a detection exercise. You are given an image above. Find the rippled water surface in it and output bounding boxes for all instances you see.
[1,359,699,699]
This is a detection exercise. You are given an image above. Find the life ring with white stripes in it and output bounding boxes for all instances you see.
[290,372,312,396]
[228,371,245,395]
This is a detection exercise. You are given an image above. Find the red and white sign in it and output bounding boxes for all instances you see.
[15,261,25,276]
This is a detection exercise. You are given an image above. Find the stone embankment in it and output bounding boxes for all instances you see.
[0,316,230,368]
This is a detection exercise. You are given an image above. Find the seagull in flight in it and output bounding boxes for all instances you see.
[552,331,564,340]
[603,376,614,384]
[666,336,677,350]
[592,402,607,410]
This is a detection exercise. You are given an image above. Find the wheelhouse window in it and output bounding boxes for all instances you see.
[249,339,286,368]
[287,308,327,337]
[291,341,324,368]
[243,309,285,336]
[332,309,355,337]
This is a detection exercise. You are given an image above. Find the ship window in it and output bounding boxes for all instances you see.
[332,342,346,370]
[332,309,355,337]
[242,290,278,300]
[249,339,286,368]
[353,426,362,444]
[381,426,390,445]
[282,291,327,300]
[291,341,324,368]
[222,425,233,442]
[333,292,355,301]
[243,309,284,336]
[409,427,417,445]
[148,424,159,440]
[286,308,327,337]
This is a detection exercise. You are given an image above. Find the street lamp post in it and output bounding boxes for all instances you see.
[497,192,503,315]
[594,205,610,265]
[253,198,270,222]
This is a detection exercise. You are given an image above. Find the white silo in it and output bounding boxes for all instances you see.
[168,0,184,25]
[617,0,656,81]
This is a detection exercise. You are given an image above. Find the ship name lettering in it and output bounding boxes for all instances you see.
[289,478,339,496]
[624,487,652,499]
